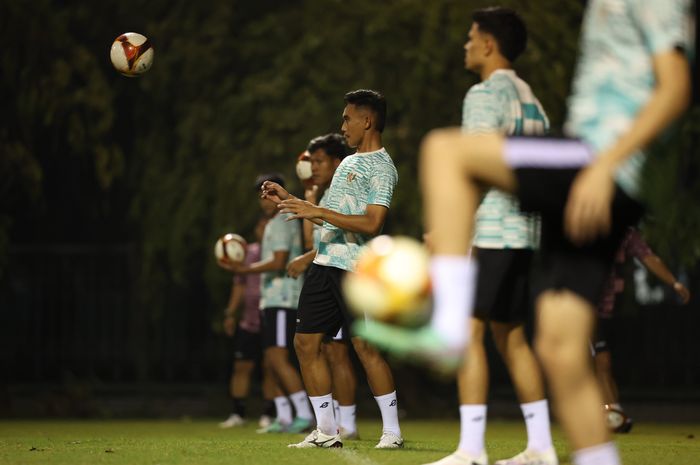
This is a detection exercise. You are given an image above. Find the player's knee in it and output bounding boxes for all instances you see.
[293,334,318,361]
[351,337,379,362]
[536,334,589,382]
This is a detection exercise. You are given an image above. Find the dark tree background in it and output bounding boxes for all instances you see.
[1,0,699,415]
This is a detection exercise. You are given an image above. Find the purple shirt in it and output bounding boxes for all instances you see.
[234,242,262,333]
[598,228,652,317]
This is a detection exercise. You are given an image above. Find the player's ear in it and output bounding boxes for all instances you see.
[364,113,372,131]
[484,36,495,57]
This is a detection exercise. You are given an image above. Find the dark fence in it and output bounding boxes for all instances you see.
[1,244,699,416]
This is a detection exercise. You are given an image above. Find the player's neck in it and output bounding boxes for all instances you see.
[355,132,382,153]
[480,60,511,81]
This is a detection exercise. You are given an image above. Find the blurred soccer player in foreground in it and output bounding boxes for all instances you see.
[360,2,692,464]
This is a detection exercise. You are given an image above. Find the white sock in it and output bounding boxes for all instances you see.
[309,393,336,435]
[289,390,313,420]
[274,396,293,425]
[333,399,340,422]
[458,404,487,456]
[573,442,621,465]
[521,399,554,452]
[374,391,401,436]
[339,404,357,433]
[429,256,477,348]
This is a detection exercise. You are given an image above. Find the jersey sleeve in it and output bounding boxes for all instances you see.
[367,163,398,208]
[461,86,506,134]
[631,0,691,55]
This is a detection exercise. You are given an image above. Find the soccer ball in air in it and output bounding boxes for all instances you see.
[110,32,154,76]
[296,151,314,188]
[214,234,247,263]
[343,235,432,326]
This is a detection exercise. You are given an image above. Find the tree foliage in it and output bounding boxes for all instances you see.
[2,0,697,323]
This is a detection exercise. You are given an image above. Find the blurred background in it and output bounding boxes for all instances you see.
[1,0,699,420]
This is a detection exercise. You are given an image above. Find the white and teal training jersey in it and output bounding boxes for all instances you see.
[312,191,328,249]
[565,0,693,200]
[260,212,304,309]
[314,148,398,271]
[463,69,549,249]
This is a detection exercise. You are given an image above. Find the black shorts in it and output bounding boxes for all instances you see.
[261,307,297,349]
[474,248,533,323]
[297,264,355,337]
[232,327,262,361]
[593,317,613,354]
[506,137,645,306]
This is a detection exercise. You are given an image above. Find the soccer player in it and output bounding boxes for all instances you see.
[360,2,693,465]
[218,216,277,428]
[221,173,315,434]
[424,8,556,465]
[287,133,360,439]
[594,227,690,433]
[262,89,403,449]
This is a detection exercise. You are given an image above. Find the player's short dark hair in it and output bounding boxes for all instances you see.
[472,7,527,63]
[254,172,285,190]
[307,133,349,160]
[344,89,387,133]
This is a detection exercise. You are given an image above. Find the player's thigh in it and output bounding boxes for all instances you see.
[297,264,344,336]
[420,129,516,193]
[536,290,596,353]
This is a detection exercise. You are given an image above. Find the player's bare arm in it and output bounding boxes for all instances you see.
[286,250,316,278]
[219,250,289,274]
[564,50,691,244]
[280,200,389,236]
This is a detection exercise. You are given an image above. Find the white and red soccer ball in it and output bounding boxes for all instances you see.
[110,32,154,77]
[214,234,247,263]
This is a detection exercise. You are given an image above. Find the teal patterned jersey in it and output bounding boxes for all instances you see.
[314,148,398,271]
[565,0,693,199]
[259,212,304,309]
[463,69,549,249]
[312,191,328,249]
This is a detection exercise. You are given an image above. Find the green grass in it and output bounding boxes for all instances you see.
[0,419,699,465]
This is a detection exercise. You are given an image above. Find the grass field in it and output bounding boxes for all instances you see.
[1,419,699,465]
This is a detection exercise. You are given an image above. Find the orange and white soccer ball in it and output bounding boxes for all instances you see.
[214,234,247,263]
[343,235,431,325]
[110,32,154,77]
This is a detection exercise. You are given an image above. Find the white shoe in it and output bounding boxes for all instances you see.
[422,450,488,465]
[258,415,273,429]
[339,427,359,440]
[494,447,558,465]
[375,431,404,449]
[219,414,245,428]
[287,428,343,448]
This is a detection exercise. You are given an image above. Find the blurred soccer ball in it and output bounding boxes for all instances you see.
[296,151,314,188]
[214,234,247,263]
[343,235,431,326]
[110,32,154,77]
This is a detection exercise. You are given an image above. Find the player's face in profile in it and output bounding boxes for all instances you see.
[310,149,340,187]
[464,22,486,72]
[341,104,366,149]
[258,197,277,217]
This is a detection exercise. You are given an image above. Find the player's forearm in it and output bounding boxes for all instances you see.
[242,257,286,274]
[596,52,690,170]
[642,255,678,288]
[317,207,384,236]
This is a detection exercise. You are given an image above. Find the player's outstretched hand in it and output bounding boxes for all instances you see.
[674,282,691,305]
[278,198,320,221]
[564,160,615,245]
[286,255,309,279]
[261,181,290,204]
